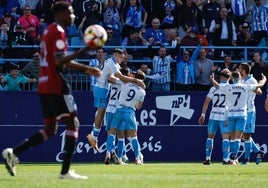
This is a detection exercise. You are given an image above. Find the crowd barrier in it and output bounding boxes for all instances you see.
[1,45,268,92]
[1,45,267,63]
[0,91,267,163]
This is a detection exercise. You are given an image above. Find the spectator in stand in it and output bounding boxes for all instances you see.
[121,28,148,60]
[0,63,37,91]
[144,17,166,46]
[105,27,121,56]
[195,2,206,35]
[103,0,122,42]
[0,22,10,59]
[35,0,55,24]
[181,27,201,46]
[164,28,181,75]
[38,18,47,38]
[65,22,79,45]
[250,51,268,91]
[209,7,237,60]
[0,13,17,32]
[165,28,180,47]
[3,0,20,17]
[147,39,180,92]
[235,22,258,60]
[246,0,268,45]
[78,0,103,33]
[177,0,204,39]
[120,0,147,39]
[141,0,166,27]
[214,54,237,81]
[19,51,40,91]
[176,39,203,91]
[0,23,9,47]
[23,0,39,12]
[230,0,247,31]
[72,0,85,27]
[0,1,6,18]
[161,0,178,30]
[17,5,40,44]
[194,48,216,91]
[7,23,34,59]
[202,0,221,44]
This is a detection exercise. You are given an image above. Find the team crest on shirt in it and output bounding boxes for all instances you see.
[56,39,65,49]
[155,95,194,125]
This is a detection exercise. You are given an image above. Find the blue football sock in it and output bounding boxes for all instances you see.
[233,139,241,158]
[222,139,230,161]
[130,137,140,159]
[244,140,252,160]
[117,138,125,158]
[205,138,213,160]
[106,134,115,153]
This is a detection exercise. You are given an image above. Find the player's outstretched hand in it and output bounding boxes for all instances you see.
[85,67,102,77]
[209,73,214,81]
[261,73,267,81]
[198,116,205,125]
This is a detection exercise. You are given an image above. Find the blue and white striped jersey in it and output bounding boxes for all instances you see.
[152,56,172,83]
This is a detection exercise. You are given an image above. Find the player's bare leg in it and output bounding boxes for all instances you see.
[87,108,105,152]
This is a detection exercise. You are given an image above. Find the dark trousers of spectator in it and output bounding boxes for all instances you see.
[213,39,233,59]
[253,31,267,45]
[176,84,195,91]
[152,82,170,92]
[195,83,211,91]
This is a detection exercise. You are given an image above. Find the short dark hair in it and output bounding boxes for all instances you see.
[51,1,71,16]
[8,62,19,71]
[220,68,231,78]
[223,54,231,59]
[135,70,145,81]
[120,67,131,76]
[239,63,251,74]
[231,71,241,81]
[113,48,124,54]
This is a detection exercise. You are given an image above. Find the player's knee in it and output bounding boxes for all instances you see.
[73,116,80,129]
[43,126,58,138]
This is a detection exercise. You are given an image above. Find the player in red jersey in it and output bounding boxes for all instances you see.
[2,1,101,179]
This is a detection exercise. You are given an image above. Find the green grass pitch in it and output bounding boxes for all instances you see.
[0,162,268,188]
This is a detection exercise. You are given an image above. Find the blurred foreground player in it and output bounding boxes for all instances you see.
[2,1,101,179]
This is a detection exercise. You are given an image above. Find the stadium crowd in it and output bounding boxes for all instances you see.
[0,0,268,92]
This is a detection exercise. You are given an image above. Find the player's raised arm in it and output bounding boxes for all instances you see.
[198,97,211,125]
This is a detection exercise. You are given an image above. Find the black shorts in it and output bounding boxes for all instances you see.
[39,94,77,120]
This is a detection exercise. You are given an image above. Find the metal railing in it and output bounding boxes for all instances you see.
[1,45,267,91]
